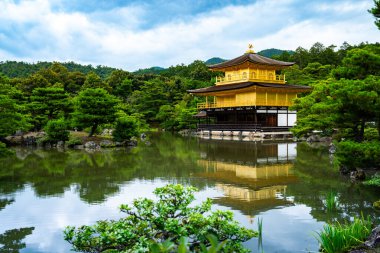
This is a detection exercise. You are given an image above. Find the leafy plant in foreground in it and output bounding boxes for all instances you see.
[64,184,257,253]
[315,215,372,253]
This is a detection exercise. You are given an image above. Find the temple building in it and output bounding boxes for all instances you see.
[188,45,311,131]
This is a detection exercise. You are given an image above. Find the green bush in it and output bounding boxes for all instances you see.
[64,184,257,253]
[0,142,13,157]
[363,174,380,187]
[364,127,379,141]
[335,140,380,169]
[67,136,82,148]
[316,216,372,253]
[45,118,69,143]
[112,116,139,142]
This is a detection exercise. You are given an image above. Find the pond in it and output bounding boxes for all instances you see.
[0,133,379,252]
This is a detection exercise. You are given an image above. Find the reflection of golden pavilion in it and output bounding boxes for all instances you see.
[196,159,296,216]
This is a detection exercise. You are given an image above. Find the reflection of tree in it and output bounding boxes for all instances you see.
[0,133,205,204]
[0,198,14,211]
[0,227,34,253]
[289,142,380,223]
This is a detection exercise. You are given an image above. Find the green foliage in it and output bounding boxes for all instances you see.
[112,116,139,142]
[325,191,338,212]
[82,72,112,92]
[335,140,380,169]
[29,87,70,130]
[363,174,380,187]
[333,47,380,79]
[64,184,257,253]
[364,127,379,141]
[0,92,31,138]
[157,101,197,131]
[291,76,380,141]
[66,135,83,148]
[72,88,118,137]
[0,142,14,157]
[368,0,380,29]
[315,216,372,253]
[44,118,70,143]
[150,234,228,253]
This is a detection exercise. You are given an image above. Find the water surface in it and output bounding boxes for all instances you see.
[0,133,379,252]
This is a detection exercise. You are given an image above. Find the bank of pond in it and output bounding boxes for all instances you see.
[0,133,379,252]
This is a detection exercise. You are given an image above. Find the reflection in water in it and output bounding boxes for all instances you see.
[0,227,34,252]
[0,134,379,253]
[196,142,297,216]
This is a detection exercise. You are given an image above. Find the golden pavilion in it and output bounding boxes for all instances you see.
[188,45,311,131]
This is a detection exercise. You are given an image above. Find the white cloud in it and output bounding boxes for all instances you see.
[0,0,378,71]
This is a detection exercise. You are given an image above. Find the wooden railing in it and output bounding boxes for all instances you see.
[198,124,261,131]
[216,73,285,85]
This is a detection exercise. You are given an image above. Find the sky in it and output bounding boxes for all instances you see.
[0,0,378,71]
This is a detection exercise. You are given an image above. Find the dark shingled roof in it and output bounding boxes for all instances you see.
[187,82,311,94]
[208,53,295,69]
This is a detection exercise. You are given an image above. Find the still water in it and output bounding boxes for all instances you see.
[0,133,379,253]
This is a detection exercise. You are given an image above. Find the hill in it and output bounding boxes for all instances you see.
[258,48,294,58]
[0,61,119,79]
[205,57,227,65]
[133,66,165,75]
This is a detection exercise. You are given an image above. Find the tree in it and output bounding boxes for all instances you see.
[82,72,111,92]
[29,87,70,129]
[64,184,257,253]
[333,47,380,79]
[292,76,380,141]
[72,88,118,136]
[18,73,50,96]
[112,116,139,141]
[44,118,70,143]
[369,0,380,29]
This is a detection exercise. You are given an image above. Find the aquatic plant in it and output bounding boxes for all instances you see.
[325,191,338,212]
[257,217,264,253]
[315,215,372,253]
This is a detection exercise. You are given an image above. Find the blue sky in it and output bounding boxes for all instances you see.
[0,0,378,71]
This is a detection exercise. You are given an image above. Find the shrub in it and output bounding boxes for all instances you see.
[67,136,83,148]
[364,127,379,141]
[45,118,69,143]
[335,140,380,169]
[64,184,257,252]
[112,116,139,142]
[0,142,13,157]
[316,216,372,253]
[363,174,380,187]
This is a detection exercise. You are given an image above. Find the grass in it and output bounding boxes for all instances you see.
[325,191,338,212]
[363,174,380,187]
[257,217,264,253]
[315,215,372,253]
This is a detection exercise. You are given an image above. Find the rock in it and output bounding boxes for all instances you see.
[340,165,352,175]
[126,140,137,146]
[329,143,336,154]
[350,169,366,181]
[374,200,380,210]
[84,141,100,149]
[57,141,65,148]
[320,136,332,143]
[14,130,24,136]
[364,225,380,249]
[5,135,23,145]
[306,135,320,142]
[101,129,113,136]
[99,140,115,148]
[140,133,146,139]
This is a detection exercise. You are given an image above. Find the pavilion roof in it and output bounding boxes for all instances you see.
[208,53,295,70]
[187,82,311,95]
